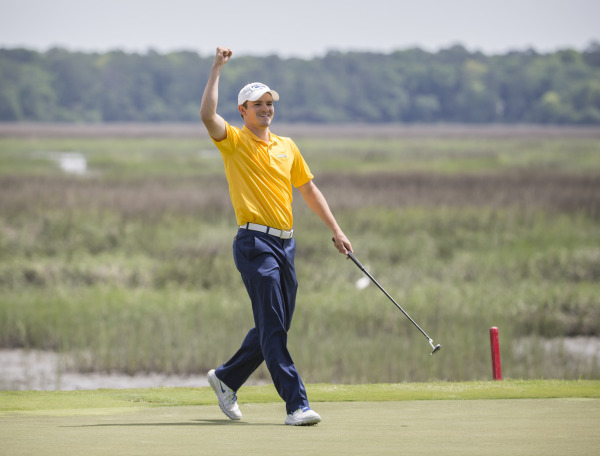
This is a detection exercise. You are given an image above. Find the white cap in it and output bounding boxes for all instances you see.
[237,82,280,106]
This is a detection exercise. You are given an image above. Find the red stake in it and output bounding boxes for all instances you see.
[489,327,502,380]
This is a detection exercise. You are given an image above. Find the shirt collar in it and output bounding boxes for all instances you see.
[241,125,277,145]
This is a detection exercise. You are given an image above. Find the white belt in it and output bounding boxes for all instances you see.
[239,223,294,239]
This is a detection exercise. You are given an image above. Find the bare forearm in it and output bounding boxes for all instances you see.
[299,181,352,254]
[200,63,222,121]
[304,184,342,234]
[200,47,231,140]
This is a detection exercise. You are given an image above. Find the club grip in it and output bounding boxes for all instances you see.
[347,251,365,270]
[331,238,364,269]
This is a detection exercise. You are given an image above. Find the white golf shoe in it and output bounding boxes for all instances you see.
[285,406,321,426]
[207,369,242,420]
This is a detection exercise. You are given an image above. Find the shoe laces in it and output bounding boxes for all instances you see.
[291,406,310,415]
[224,389,237,406]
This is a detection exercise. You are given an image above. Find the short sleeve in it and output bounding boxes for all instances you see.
[289,140,314,188]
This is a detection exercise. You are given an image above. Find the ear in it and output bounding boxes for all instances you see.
[238,105,245,117]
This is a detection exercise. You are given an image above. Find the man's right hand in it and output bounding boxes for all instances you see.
[215,47,232,66]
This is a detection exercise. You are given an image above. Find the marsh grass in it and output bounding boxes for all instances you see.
[1,126,599,382]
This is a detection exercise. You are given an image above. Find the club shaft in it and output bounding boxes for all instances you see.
[348,252,431,341]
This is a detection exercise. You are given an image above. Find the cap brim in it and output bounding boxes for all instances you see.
[248,89,280,102]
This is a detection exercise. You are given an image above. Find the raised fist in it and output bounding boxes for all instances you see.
[215,46,232,65]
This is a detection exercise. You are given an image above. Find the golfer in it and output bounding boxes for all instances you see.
[200,46,352,426]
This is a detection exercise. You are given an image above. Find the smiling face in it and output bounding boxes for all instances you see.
[239,92,274,130]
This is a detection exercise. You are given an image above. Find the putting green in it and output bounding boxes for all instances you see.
[2,399,599,456]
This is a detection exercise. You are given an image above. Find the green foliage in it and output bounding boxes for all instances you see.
[1,44,600,123]
[0,131,599,382]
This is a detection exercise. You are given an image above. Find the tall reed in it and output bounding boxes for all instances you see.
[1,131,599,381]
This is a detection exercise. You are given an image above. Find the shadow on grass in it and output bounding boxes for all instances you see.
[62,419,279,427]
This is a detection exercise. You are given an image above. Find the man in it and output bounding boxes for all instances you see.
[200,46,352,426]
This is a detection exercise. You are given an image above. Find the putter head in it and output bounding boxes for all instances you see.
[428,339,441,356]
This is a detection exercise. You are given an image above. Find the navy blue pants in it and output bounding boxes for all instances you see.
[215,229,309,414]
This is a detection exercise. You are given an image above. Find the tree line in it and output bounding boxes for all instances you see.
[1,43,600,124]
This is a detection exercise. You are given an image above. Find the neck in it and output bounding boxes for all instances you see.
[245,124,270,143]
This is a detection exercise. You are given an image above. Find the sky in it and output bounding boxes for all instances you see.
[1,0,598,58]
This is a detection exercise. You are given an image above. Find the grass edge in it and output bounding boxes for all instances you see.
[2,379,599,414]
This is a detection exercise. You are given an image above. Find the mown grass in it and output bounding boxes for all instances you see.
[1,126,599,383]
[2,380,599,413]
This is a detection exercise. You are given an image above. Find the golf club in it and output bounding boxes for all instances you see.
[341,245,441,356]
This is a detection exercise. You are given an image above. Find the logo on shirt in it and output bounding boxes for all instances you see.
[277,154,288,159]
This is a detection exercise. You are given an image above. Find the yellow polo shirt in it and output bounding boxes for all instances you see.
[212,122,314,230]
